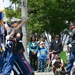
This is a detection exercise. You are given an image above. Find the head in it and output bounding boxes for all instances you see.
[54,54,59,59]
[30,35,36,42]
[10,21,21,28]
[69,23,75,30]
[55,35,59,40]
[43,36,47,42]
[42,43,46,48]
[39,36,44,42]
[57,57,61,62]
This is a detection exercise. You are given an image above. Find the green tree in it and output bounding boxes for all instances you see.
[5,7,21,20]
[9,0,75,35]
[28,0,75,34]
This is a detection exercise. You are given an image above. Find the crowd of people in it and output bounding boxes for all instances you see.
[28,34,64,74]
[28,22,75,75]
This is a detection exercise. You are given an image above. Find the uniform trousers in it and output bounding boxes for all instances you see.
[1,45,34,75]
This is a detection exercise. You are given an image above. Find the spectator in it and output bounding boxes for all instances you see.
[28,35,38,71]
[37,42,48,72]
[52,54,65,75]
[50,35,63,61]
[43,36,49,50]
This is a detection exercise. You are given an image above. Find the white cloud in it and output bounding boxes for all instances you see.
[3,0,11,7]
[0,0,11,10]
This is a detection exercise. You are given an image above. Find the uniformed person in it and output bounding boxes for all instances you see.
[0,19,34,75]
[62,22,75,75]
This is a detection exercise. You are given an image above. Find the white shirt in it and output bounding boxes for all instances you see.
[52,59,63,65]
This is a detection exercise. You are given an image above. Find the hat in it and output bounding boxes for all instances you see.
[7,21,15,27]
[11,18,21,22]
[70,22,75,26]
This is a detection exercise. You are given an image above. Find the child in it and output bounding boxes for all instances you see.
[37,42,48,72]
[52,55,65,75]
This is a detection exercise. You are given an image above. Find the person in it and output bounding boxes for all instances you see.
[0,19,34,75]
[28,35,38,71]
[52,54,64,75]
[62,22,75,75]
[37,42,48,72]
[49,35,63,61]
[43,36,49,50]
[0,21,6,73]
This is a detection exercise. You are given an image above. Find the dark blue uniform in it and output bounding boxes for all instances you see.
[63,23,75,75]
[66,28,75,72]
[1,29,34,75]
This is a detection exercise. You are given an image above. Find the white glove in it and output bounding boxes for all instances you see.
[68,44,72,48]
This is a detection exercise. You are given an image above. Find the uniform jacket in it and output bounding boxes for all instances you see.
[12,29,24,53]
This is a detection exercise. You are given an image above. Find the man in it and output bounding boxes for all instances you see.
[62,22,75,75]
[49,35,63,61]
[0,19,34,75]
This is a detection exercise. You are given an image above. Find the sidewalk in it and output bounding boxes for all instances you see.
[35,71,54,75]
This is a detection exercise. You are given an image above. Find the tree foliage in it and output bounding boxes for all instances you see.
[7,0,75,34]
[28,0,75,34]
[5,7,21,21]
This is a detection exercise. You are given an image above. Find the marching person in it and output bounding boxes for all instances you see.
[0,18,34,75]
[0,21,6,73]
[62,22,75,75]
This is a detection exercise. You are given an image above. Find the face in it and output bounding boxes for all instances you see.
[70,25,75,30]
[40,37,44,41]
[32,36,35,41]
[13,22,18,27]
[54,54,59,59]
[42,43,46,48]
[57,59,61,62]
[55,37,59,40]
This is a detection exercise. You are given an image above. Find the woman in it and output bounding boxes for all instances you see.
[28,35,38,71]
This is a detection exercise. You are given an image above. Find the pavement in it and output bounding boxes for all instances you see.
[35,71,54,75]
[10,71,54,75]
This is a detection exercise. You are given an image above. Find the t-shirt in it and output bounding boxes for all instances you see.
[52,59,63,68]
[38,48,48,60]
[52,59,63,65]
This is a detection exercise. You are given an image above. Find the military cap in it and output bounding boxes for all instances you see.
[70,22,75,26]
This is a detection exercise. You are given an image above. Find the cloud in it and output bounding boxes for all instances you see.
[0,0,11,10]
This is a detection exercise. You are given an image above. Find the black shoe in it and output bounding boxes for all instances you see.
[61,70,70,74]
[30,72,35,75]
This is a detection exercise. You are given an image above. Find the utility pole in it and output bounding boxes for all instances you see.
[21,0,29,61]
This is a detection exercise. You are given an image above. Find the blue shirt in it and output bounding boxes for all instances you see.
[38,47,48,60]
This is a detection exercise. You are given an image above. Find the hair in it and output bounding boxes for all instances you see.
[57,57,61,60]
[55,35,59,38]
[30,35,36,42]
